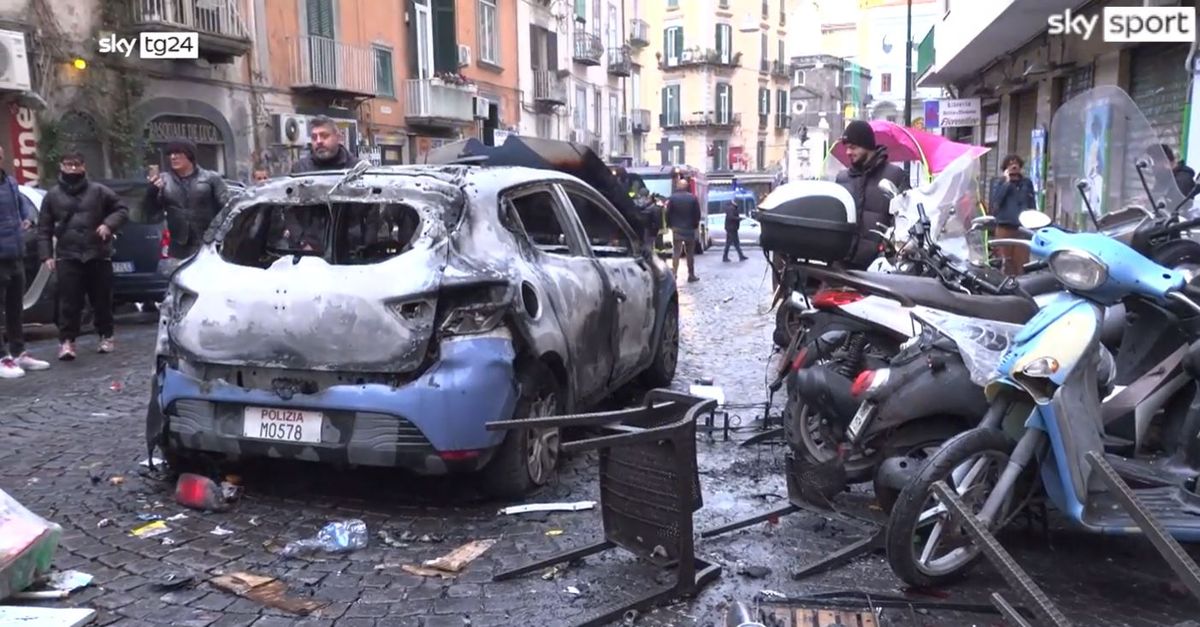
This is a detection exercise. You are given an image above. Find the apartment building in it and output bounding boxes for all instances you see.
[641,0,791,174]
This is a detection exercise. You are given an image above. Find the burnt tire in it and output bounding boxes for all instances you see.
[481,361,564,500]
[639,297,679,388]
[884,427,1015,588]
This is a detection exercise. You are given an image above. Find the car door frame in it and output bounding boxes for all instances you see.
[553,181,657,390]
[497,181,617,407]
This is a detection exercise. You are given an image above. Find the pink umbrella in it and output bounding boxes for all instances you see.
[828,120,989,174]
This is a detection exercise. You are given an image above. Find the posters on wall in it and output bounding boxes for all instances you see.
[1082,102,1110,225]
[1030,126,1046,211]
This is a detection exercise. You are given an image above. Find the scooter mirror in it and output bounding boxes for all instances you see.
[971,215,997,230]
[878,179,900,199]
[1019,210,1052,229]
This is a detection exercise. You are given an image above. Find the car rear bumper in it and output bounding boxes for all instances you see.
[113,271,169,303]
[157,336,520,474]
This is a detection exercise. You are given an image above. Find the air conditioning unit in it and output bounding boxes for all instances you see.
[617,117,631,134]
[680,50,694,63]
[272,113,310,146]
[0,30,32,93]
[458,44,472,67]
[472,96,490,119]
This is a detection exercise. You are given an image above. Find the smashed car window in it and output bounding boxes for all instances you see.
[563,190,635,257]
[509,190,573,255]
[218,203,421,268]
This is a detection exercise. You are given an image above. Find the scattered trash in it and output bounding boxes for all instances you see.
[211,526,234,537]
[400,565,457,579]
[248,517,261,526]
[0,607,96,626]
[138,457,165,468]
[109,381,123,391]
[108,476,125,486]
[0,488,63,600]
[738,565,771,579]
[622,609,639,625]
[136,513,163,522]
[175,473,230,512]
[422,539,496,573]
[281,520,368,556]
[688,384,726,405]
[10,569,94,599]
[541,565,564,580]
[377,530,406,548]
[759,589,786,600]
[130,521,170,539]
[498,501,597,515]
[161,538,176,546]
[90,412,111,418]
[565,585,581,595]
[96,518,112,528]
[221,482,243,502]
[209,571,326,615]
[154,571,194,590]
[167,513,188,522]
[545,529,564,536]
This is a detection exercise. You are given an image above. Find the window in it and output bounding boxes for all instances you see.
[610,93,619,148]
[779,0,785,23]
[306,0,334,37]
[713,139,728,170]
[478,0,498,64]
[664,26,683,64]
[777,39,784,64]
[593,0,601,35]
[575,86,588,131]
[668,0,678,7]
[776,89,788,117]
[607,3,618,48]
[507,190,573,254]
[757,141,766,170]
[564,189,635,256]
[669,143,683,164]
[663,84,680,126]
[373,46,395,97]
[479,92,500,121]
[758,87,769,128]
[716,83,731,124]
[760,32,767,63]
[715,23,732,63]
[575,0,586,21]
[793,69,805,86]
[594,87,603,139]
[761,0,768,19]
[881,72,892,92]
[413,0,434,79]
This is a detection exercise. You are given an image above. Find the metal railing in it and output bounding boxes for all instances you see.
[608,46,632,75]
[404,78,474,122]
[288,36,376,95]
[662,112,741,129]
[533,70,567,103]
[662,48,740,70]
[772,59,790,79]
[629,19,650,46]
[573,30,603,64]
[133,0,250,40]
[759,58,770,73]
[775,113,791,129]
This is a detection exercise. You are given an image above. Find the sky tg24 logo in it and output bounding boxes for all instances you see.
[1047,6,1195,42]
[98,32,199,59]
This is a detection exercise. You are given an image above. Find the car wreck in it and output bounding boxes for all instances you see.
[146,141,680,497]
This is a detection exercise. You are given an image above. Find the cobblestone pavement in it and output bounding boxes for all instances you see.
[2,252,1199,626]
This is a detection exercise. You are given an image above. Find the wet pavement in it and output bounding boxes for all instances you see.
[2,252,1199,626]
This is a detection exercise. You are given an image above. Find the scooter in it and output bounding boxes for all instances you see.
[884,208,1200,589]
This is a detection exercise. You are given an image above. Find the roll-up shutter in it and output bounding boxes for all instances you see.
[1060,64,1093,107]
[1129,43,1190,151]
[1011,88,1038,166]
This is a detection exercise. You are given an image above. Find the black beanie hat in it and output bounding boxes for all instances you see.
[165,138,197,163]
[841,120,876,150]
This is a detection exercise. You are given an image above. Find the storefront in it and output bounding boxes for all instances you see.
[373,132,406,165]
[1129,43,1191,152]
[145,115,226,174]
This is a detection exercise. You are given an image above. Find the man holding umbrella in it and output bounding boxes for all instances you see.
[835,120,909,269]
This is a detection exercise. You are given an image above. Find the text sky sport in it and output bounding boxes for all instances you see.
[1047,6,1195,42]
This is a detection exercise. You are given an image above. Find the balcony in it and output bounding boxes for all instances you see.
[288,36,376,98]
[660,48,741,71]
[403,78,476,129]
[775,113,791,129]
[631,108,651,133]
[771,60,790,79]
[532,70,567,105]
[759,58,770,73]
[130,0,251,63]
[573,30,603,66]
[608,46,632,76]
[629,19,649,47]
[661,112,741,130]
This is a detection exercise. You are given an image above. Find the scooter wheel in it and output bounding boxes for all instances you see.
[884,428,1015,588]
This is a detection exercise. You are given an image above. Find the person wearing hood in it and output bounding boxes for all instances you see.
[1161,144,1196,198]
[38,151,129,360]
[290,115,355,173]
[143,137,230,262]
[834,120,909,269]
[0,144,49,378]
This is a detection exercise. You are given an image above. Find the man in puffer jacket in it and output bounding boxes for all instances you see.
[143,138,230,262]
[835,120,909,269]
[0,144,50,378]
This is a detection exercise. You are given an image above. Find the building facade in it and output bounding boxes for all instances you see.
[786,54,872,179]
[640,0,791,175]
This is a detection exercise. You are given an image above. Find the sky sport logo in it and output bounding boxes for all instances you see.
[97,32,199,59]
[1047,6,1196,42]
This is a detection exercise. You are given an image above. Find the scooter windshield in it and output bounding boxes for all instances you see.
[1049,85,1186,234]
[909,306,1024,386]
[890,153,987,263]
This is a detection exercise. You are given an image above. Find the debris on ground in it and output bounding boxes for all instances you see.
[130,521,170,539]
[136,513,162,522]
[166,513,187,522]
[153,571,194,590]
[0,489,62,601]
[175,473,231,512]
[138,457,165,468]
[565,586,582,595]
[248,517,261,526]
[9,570,94,600]
[220,479,243,502]
[542,565,565,580]
[689,383,726,405]
[107,476,125,486]
[0,606,96,626]
[498,501,597,515]
[96,519,112,528]
[280,520,368,556]
[738,565,771,579]
[209,571,325,615]
[211,526,234,537]
[377,529,445,548]
[109,381,123,392]
[545,529,564,536]
[401,539,498,578]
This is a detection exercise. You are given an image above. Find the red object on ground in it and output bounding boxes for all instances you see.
[175,473,225,511]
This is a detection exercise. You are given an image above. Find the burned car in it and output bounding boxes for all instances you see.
[145,161,680,497]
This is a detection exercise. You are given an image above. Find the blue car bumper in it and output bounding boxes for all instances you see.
[158,336,519,474]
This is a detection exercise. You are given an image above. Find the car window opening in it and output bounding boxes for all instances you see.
[219,202,423,268]
[509,191,572,255]
[566,192,635,258]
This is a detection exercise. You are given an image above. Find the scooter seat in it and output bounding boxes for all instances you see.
[841,271,1039,324]
[1015,270,1060,297]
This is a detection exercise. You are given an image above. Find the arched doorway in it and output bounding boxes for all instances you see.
[144,115,226,173]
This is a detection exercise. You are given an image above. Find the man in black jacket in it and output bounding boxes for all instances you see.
[665,177,702,282]
[38,151,129,360]
[291,116,355,173]
[722,199,748,262]
[835,120,909,269]
[1161,144,1197,198]
[988,154,1037,276]
[144,138,230,263]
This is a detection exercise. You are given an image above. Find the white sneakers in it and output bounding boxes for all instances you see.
[0,352,51,379]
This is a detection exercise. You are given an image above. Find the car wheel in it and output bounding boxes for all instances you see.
[481,361,563,499]
[639,297,679,388]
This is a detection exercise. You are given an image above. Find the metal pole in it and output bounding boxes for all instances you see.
[903,0,913,177]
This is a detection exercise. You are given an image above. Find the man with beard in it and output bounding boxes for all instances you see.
[38,151,129,359]
[835,120,908,269]
[291,116,355,173]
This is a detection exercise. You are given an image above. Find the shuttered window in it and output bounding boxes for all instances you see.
[716,83,731,124]
[306,0,334,37]
[664,26,683,64]
[1060,64,1093,106]
[431,0,457,74]
[662,84,680,126]
[1130,43,1190,152]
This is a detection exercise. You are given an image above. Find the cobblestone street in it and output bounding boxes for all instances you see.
[3,252,1199,626]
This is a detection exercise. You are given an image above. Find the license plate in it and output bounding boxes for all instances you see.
[242,406,324,444]
[847,402,875,440]
[112,262,134,273]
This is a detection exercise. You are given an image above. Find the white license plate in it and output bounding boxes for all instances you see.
[847,402,875,439]
[112,262,134,273]
[242,406,324,444]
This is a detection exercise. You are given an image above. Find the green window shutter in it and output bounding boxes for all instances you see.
[307,0,334,37]
[375,48,394,97]
[406,0,419,77]
[674,27,683,58]
[432,0,457,74]
[575,0,586,20]
[661,86,668,126]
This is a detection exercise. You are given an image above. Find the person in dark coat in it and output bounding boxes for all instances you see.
[988,154,1037,276]
[635,187,661,252]
[143,138,230,263]
[665,177,702,282]
[1161,144,1197,198]
[38,151,130,359]
[722,199,748,262]
[834,120,909,269]
[0,143,49,378]
[290,115,355,173]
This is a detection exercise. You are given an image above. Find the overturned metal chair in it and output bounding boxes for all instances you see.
[486,389,722,627]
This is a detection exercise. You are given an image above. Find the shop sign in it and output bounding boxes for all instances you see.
[147,116,223,144]
[7,103,38,184]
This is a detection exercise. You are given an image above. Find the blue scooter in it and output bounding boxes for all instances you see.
[884,208,1200,588]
